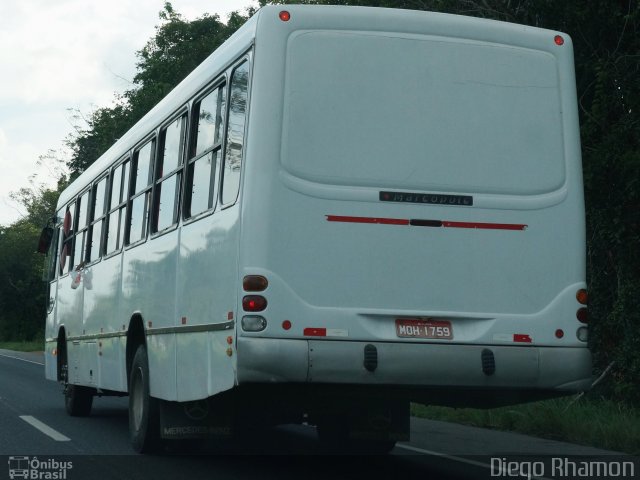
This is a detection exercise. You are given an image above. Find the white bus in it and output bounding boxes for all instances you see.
[39,5,592,453]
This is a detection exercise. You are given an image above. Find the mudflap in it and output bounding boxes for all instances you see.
[159,392,235,440]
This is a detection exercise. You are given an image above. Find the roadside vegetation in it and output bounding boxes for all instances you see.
[412,395,640,455]
[0,340,44,352]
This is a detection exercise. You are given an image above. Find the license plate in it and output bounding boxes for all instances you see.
[395,318,453,340]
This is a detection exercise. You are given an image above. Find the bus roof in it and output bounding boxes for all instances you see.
[57,4,571,209]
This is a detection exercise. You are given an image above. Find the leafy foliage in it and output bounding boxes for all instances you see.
[0,155,69,342]
[0,3,252,343]
[0,220,48,341]
[66,2,254,177]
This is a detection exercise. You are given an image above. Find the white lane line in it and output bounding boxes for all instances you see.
[396,443,553,480]
[19,415,71,442]
[397,443,494,469]
[0,352,44,366]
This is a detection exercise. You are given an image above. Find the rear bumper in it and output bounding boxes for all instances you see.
[237,337,592,401]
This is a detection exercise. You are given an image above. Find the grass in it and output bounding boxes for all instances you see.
[0,340,44,352]
[411,396,640,455]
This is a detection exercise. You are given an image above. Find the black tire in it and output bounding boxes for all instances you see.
[129,344,161,453]
[60,342,93,417]
[65,384,94,417]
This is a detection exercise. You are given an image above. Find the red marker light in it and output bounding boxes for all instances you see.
[282,320,292,330]
[514,334,532,343]
[554,35,564,46]
[304,327,327,337]
[279,10,290,22]
[555,329,564,339]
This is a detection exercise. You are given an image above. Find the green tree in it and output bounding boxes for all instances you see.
[66,2,254,178]
[0,3,253,342]
[0,221,47,341]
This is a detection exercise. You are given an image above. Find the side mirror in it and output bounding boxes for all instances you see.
[37,227,54,254]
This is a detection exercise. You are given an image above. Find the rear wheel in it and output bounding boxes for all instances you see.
[65,384,94,417]
[129,344,161,453]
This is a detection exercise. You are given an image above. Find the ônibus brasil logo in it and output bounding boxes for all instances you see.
[8,456,72,479]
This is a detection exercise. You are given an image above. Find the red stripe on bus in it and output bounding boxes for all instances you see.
[326,216,527,231]
[442,221,527,231]
[326,215,410,226]
[304,328,327,337]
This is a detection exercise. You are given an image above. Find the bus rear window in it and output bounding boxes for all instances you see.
[282,31,566,196]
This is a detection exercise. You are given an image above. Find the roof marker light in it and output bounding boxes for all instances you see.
[279,10,291,22]
[554,35,564,46]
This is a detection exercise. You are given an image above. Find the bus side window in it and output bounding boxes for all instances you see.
[186,83,226,218]
[153,115,185,232]
[128,141,154,244]
[105,160,129,254]
[46,226,60,282]
[60,203,75,275]
[222,61,249,206]
[74,190,90,268]
[87,175,107,262]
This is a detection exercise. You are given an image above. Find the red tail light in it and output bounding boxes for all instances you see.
[243,275,268,292]
[576,289,588,305]
[243,295,267,312]
[576,308,588,323]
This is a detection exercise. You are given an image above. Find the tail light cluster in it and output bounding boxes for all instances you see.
[576,289,588,322]
[576,288,588,342]
[241,276,268,332]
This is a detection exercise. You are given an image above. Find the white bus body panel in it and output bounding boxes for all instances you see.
[45,16,257,400]
[235,6,591,395]
[175,207,240,401]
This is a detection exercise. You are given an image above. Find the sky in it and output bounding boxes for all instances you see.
[0,0,257,226]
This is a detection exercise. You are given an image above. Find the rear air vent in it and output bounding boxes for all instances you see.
[481,349,496,376]
[363,344,378,372]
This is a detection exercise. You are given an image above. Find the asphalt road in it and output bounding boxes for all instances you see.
[0,349,631,480]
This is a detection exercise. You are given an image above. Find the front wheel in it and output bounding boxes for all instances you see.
[129,344,161,453]
[60,343,93,417]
